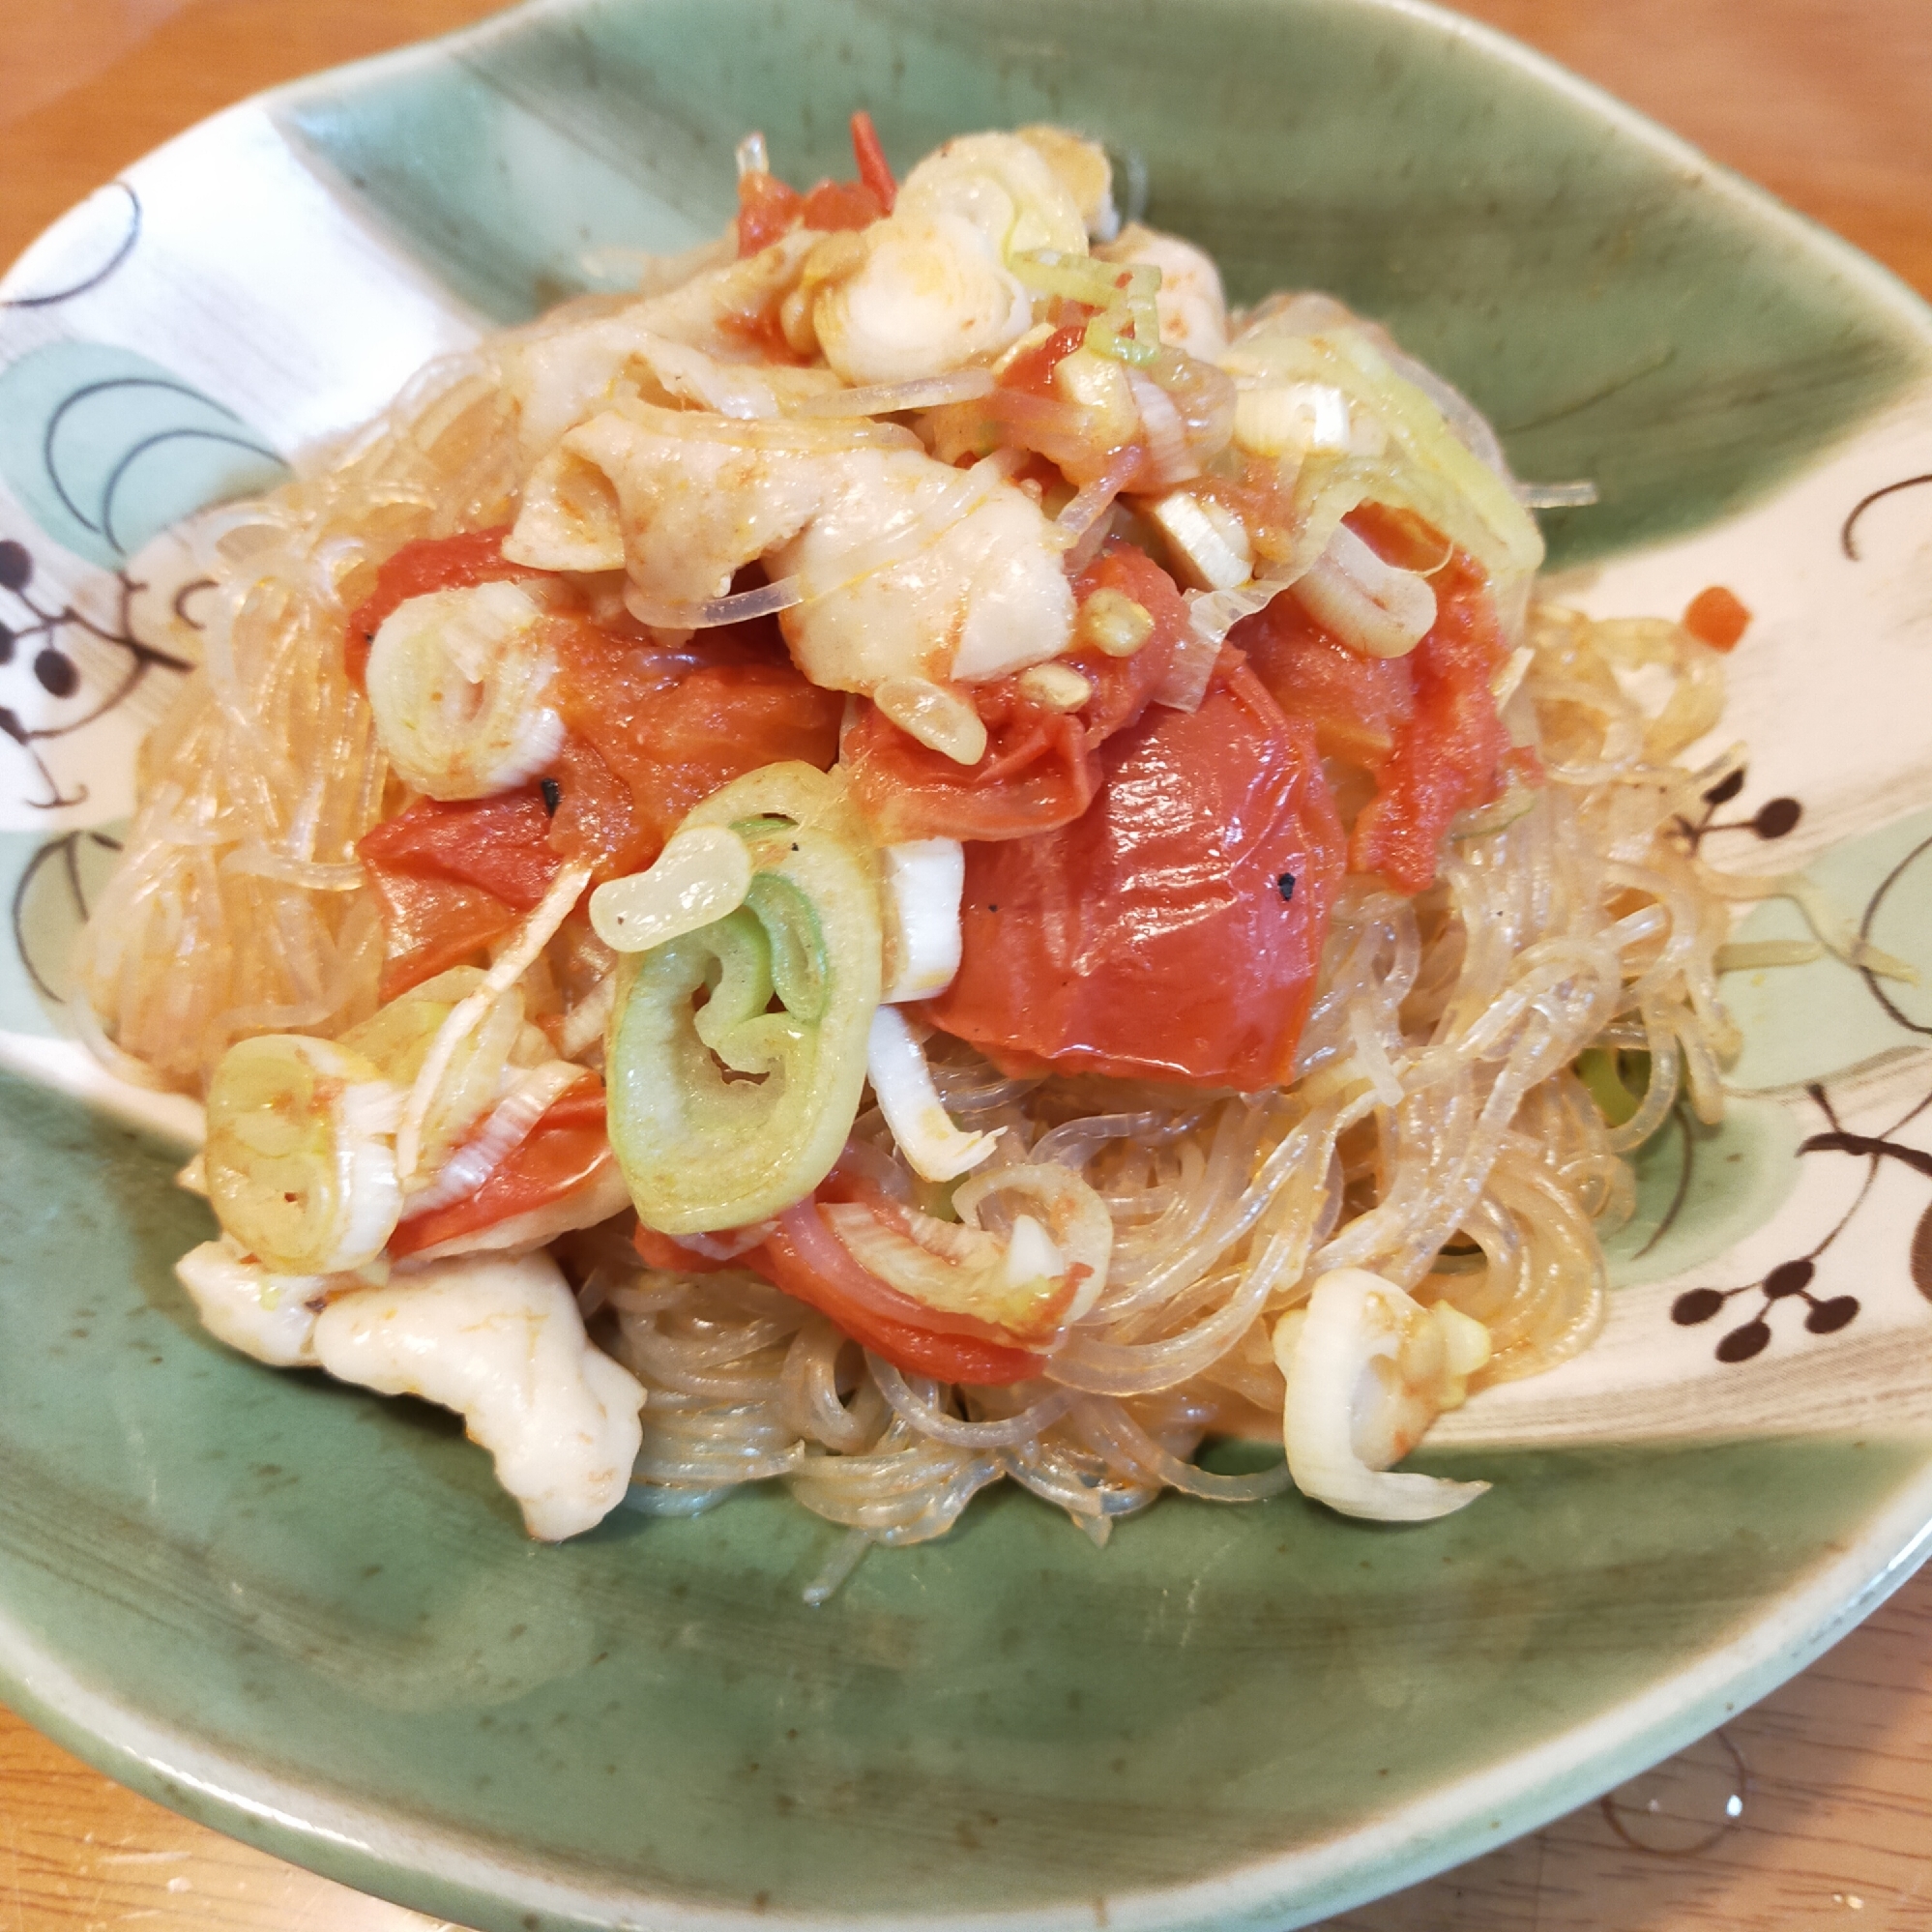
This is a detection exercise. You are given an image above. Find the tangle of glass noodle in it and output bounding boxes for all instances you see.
[74,347,1741,1554]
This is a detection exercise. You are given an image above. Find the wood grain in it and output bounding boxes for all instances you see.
[3,2,1929,1927]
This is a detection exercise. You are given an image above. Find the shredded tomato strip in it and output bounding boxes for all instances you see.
[390,1082,611,1258]
[1237,507,1515,894]
[843,543,1186,843]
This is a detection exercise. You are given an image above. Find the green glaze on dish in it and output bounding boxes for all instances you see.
[7,3,1932,1927]
[0,1068,1924,1930]
[1604,1097,1801,1289]
[277,0,1932,569]
[1723,805,1932,1093]
[0,344,287,570]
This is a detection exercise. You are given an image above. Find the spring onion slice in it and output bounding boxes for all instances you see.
[606,764,883,1233]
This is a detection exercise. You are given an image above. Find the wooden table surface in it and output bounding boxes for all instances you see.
[3,2,1930,1927]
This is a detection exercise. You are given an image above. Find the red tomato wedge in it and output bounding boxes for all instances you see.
[800,178,886,231]
[923,652,1344,1090]
[545,614,842,877]
[343,527,539,687]
[1235,508,1512,894]
[746,1198,1047,1386]
[389,1082,612,1259]
[358,789,563,1000]
[734,115,893,256]
[843,544,1186,843]
[356,608,838,991]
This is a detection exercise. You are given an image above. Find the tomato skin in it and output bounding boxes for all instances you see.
[343,528,535,687]
[358,790,564,1000]
[843,544,1186,844]
[800,178,886,231]
[999,321,1090,398]
[734,132,887,259]
[923,652,1344,1091]
[1236,508,1511,894]
[736,172,805,255]
[848,110,897,213]
[546,617,842,877]
[632,1224,736,1274]
[358,612,839,992]
[746,1201,1047,1387]
[389,1082,611,1259]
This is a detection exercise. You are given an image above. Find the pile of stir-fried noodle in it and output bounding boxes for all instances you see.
[74,120,1844,1572]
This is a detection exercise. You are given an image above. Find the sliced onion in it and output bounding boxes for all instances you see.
[1147,491,1251,592]
[952,1163,1112,1324]
[1277,1269,1490,1522]
[1291,523,1437,659]
[880,838,965,1003]
[589,824,754,954]
[395,864,591,1182]
[1150,614,1220,712]
[401,1061,586,1218]
[1125,368,1190,482]
[776,1195,1014,1346]
[1055,443,1142,565]
[866,1006,1002,1182]
[623,574,804,631]
[790,370,997,417]
[677,1221,776,1262]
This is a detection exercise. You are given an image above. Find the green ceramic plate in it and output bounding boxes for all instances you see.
[3,4,1931,1928]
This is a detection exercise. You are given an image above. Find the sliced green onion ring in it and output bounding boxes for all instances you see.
[606,764,883,1234]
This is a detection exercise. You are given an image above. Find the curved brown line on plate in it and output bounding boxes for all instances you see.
[1631,1097,1695,1261]
[1841,471,1932,561]
[39,375,248,545]
[9,828,117,1006]
[1855,829,1932,1035]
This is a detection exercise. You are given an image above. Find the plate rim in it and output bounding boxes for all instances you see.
[4,0,1932,1926]
[0,1445,1926,1932]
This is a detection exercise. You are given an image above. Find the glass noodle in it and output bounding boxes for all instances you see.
[76,306,1740,1556]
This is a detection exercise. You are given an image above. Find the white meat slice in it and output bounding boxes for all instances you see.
[311,1251,644,1541]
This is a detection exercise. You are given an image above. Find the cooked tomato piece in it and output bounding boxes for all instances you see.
[545,614,842,876]
[848,110,896,213]
[746,1197,1046,1386]
[358,789,564,1000]
[799,178,886,231]
[632,1224,736,1274]
[389,1082,612,1259]
[1682,584,1750,651]
[343,527,537,687]
[1236,507,1511,893]
[922,651,1344,1090]
[734,117,891,257]
[736,171,805,256]
[356,607,837,990]
[843,543,1186,843]
[998,320,1089,398]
